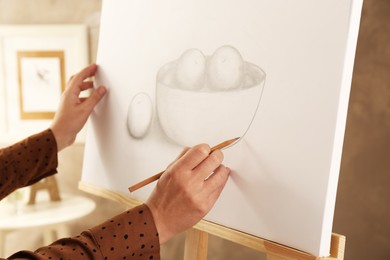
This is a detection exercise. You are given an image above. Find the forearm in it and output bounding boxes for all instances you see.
[0,129,58,200]
[7,204,160,260]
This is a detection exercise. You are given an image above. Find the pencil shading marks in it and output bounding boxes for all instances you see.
[156,45,266,147]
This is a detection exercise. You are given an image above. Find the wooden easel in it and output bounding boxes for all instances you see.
[183,222,345,260]
[79,182,345,260]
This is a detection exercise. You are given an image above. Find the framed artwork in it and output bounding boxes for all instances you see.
[81,0,363,257]
[0,25,88,143]
[17,51,66,120]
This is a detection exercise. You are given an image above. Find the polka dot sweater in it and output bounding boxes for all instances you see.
[0,129,161,259]
[0,129,58,201]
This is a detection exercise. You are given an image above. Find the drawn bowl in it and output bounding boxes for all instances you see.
[156,60,266,147]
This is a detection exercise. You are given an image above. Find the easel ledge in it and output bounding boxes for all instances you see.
[79,182,345,260]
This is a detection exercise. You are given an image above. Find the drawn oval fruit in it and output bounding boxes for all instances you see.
[127,92,153,138]
[207,45,244,90]
[175,48,206,90]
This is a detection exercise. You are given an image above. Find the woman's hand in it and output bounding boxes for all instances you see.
[146,144,231,244]
[50,64,107,151]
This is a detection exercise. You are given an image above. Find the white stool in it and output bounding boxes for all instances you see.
[0,194,95,257]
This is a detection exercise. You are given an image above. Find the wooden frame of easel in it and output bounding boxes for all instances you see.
[79,182,345,260]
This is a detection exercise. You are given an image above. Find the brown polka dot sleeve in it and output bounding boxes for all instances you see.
[1,129,161,259]
[87,204,160,259]
[0,129,58,201]
[7,204,160,260]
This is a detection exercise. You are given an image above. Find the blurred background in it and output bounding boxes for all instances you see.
[0,0,388,259]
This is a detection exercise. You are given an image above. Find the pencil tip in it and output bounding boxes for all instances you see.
[234,137,240,141]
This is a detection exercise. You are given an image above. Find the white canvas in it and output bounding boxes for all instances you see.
[82,0,363,256]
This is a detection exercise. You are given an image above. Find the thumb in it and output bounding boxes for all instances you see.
[83,86,107,111]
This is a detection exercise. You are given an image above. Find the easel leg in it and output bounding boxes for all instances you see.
[330,233,346,260]
[267,255,286,260]
[183,228,208,260]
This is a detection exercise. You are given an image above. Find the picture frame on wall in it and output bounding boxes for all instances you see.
[17,50,66,120]
[0,25,88,143]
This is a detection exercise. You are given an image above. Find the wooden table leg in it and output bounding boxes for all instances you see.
[43,227,55,245]
[0,230,6,258]
[184,228,209,260]
[56,223,70,238]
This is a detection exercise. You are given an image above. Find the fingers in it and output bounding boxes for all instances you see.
[193,149,224,180]
[175,147,190,161]
[172,145,225,182]
[82,86,107,111]
[80,80,94,91]
[203,164,230,195]
[165,147,191,170]
[175,144,211,172]
[67,64,98,95]
[65,64,106,111]
[72,64,98,85]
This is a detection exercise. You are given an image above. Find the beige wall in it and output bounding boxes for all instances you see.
[1,0,389,259]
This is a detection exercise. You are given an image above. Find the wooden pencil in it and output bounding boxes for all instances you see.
[128,137,239,192]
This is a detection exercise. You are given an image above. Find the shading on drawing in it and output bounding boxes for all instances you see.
[127,45,266,146]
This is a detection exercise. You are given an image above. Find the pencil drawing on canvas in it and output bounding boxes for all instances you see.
[127,45,266,147]
[82,0,362,256]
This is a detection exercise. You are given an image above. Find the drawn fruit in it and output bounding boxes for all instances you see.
[127,93,153,138]
[207,45,244,90]
[175,48,206,90]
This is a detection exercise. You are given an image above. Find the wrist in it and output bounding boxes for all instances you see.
[50,125,76,151]
[145,201,173,244]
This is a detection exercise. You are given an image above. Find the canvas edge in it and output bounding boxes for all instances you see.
[318,0,364,256]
